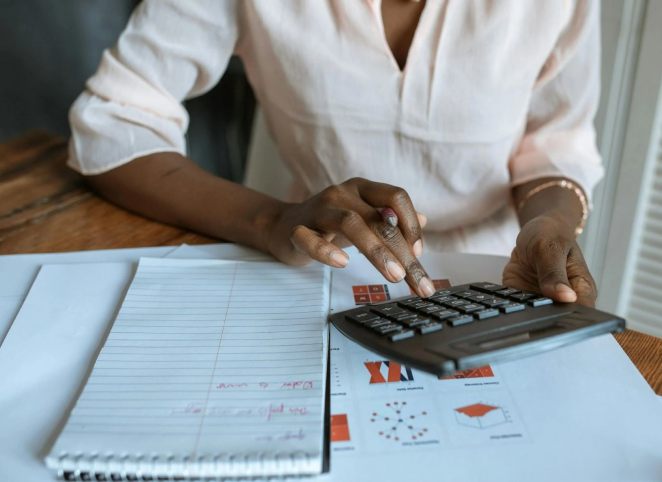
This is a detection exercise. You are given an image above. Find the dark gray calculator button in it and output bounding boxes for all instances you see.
[480,297,509,307]
[455,290,481,299]
[430,289,457,298]
[448,315,474,327]
[431,296,457,305]
[345,309,380,324]
[445,299,470,308]
[528,297,553,307]
[418,305,443,315]
[411,301,435,310]
[501,303,525,313]
[374,323,403,335]
[397,297,421,309]
[458,303,483,313]
[475,308,499,320]
[365,318,390,328]
[388,311,418,322]
[401,296,421,304]
[496,288,520,296]
[418,322,443,334]
[470,282,506,293]
[468,294,495,303]
[370,304,406,317]
[390,330,415,342]
[431,309,458,321]
[400,317,430,327]
[510,292,536,302]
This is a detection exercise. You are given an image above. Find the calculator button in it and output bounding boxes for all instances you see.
[457,303,483,314]
[411,301,435,310]
[430,289,459,298]
[468,294,495,303]
[400,317,430,328]
[431,309,458,321]
[528,297,553,307]
[496,288,520,296]
[455,290,482,299]
[501,303,525,313]
[475,308,499,320]
[470,282,506,293]
[418,322,443,334]
[389,330,415,342]
[480,297,509,307]
[430,296,458,305]
[388,311,418,322]
[370,304,407,317]
[373,323,403,335]
[444,299,470,308]
[365,318,390,328]
[510,292,537,302]
[448,315,474,327]
[397,297,421,309]
[345,309,380,324]
[418,305,443,315]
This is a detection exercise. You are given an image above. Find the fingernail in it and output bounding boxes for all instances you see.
[554,282,577,302]
[386,260,405,282]
[385,214,398,227]
[413,239,423,257]
[330,251,349,267]
[419,276,435,298]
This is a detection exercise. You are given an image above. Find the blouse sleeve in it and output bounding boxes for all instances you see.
[68,0,238,175]
[509,0,603,205]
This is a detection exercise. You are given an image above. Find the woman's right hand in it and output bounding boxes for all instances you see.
[264,178,435,298]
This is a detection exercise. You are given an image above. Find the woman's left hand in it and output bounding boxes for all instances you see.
[502,212,598,307]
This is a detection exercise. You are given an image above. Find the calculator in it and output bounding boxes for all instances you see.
[330,282,625,377]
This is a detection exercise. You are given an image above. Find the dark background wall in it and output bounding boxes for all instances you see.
[0,0,254,180]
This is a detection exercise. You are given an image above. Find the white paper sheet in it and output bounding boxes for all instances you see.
[0,262,139,481]
[46,258,330,477]
[0,246,179,345]
[326,251,662,481]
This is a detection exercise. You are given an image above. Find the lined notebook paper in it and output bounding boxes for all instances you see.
[46,258,330,479]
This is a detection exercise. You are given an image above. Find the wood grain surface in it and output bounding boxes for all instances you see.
[1,131,661,395]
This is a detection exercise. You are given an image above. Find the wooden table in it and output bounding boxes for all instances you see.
[2,131,661,395]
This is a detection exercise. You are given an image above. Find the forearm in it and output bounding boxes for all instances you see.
[512,177,586,235]
[85,152,287,252]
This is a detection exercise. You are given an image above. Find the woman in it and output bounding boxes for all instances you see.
[70,0,600,305]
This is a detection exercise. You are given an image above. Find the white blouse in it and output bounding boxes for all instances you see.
[69,0,603,256]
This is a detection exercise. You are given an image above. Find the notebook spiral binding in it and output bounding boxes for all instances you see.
[55,451,315,481]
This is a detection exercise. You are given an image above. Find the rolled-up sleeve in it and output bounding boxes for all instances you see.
[69,0,238,175]
[509,0,603,205]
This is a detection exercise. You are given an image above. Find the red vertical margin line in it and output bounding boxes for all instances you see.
[191,262,239,459]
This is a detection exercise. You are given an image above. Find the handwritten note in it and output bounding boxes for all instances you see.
[47,258,329,476]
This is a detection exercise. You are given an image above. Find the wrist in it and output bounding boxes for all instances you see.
[254,199,291,256]
[531,210,577,238]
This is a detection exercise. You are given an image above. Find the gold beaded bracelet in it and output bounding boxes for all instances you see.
[517,179,588,237]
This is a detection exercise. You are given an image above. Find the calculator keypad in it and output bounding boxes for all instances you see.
[342,283,555,343]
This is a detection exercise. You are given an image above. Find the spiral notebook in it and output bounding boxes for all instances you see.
[45,258,330,480]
